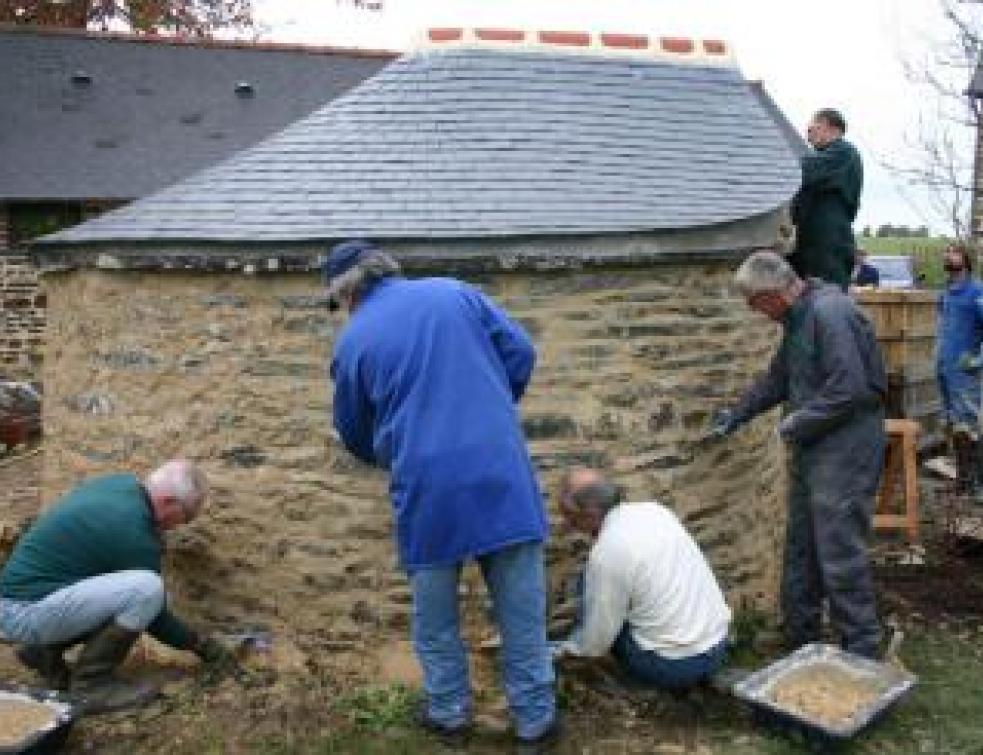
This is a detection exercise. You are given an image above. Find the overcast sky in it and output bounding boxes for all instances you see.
[251,0,977,236]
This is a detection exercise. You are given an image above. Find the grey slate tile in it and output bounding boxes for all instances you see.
[40,47,801,244]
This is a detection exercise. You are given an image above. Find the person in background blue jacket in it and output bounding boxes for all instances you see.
[936,243,983,500]
[324,240,557,746]
[851,249,880,288]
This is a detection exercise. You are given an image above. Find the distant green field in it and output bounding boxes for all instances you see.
[858,236,949,288]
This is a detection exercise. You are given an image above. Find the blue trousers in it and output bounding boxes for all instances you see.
[611,625,727,689]
[0,570,165,645]
[571,570,726,689]
[410,541,556,740]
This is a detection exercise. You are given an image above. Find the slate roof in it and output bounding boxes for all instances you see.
[748,81,808,158]
[41,46,802,244]
[0,27,393,201]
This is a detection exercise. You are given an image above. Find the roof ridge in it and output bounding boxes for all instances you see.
[0,23,397,59]
[420,27,734,66]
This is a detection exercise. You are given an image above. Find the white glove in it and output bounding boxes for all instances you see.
[548,639,576,662]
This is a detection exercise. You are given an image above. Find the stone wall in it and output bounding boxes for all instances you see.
[38,260,785,655]
[0,251,45,382]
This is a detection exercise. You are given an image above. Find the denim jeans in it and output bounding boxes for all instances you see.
[410,541,556,740]
[0,570,165,646]
[571,569,726,689]
[611,625,727,689]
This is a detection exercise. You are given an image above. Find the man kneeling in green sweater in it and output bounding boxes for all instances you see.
[0,459,229,713]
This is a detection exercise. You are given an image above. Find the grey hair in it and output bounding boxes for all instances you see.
[146,459,208,514]
[734,251,798,297]
[327,251,401,304]
[570,480,624,516]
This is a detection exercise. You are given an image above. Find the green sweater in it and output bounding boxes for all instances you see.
[0,473,194,650]
[790,137,863,290]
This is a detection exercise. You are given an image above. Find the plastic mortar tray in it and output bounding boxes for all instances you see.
[732,643,917,741]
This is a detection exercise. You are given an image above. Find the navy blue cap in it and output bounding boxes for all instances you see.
[322,239,378,286]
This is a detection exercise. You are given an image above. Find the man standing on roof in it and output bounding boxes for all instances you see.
[708,251,886,659]
[324,240,558,746]
[790,108,863,291]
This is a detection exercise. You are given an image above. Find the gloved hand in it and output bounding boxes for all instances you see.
[707,408,739,440]
[192,633,238,670]
[778,412,798,441]
[958,352,983,374]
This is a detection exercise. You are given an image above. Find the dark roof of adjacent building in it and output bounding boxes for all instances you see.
[42,39,802,245]
[0,26,394,201]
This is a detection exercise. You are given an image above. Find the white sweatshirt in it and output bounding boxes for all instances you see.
[566,502,731,660]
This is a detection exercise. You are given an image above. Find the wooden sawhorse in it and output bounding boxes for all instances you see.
[874,418,919,542]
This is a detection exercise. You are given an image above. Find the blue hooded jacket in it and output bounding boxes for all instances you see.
[330,277,548,570]
[937,276,983,427]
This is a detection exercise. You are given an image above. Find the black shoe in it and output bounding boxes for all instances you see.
[415,702,470,740]
[516,713,562,753]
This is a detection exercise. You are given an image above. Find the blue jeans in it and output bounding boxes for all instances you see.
[410,541,556,740]
[0,570,165,645]
[571,570,726,689]
[611,625,727,689]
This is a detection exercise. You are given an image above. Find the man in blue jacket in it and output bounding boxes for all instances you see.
[325,240,557,745]
[936,243,983,499]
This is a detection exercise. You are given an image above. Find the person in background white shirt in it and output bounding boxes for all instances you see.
[553,467,731,689]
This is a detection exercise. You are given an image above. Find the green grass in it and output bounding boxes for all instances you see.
[240,624,983,754]
[334,683,420,733]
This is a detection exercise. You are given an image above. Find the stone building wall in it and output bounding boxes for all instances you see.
[38,258,784,654]
[0,200,121,383]
[0,251,45,382]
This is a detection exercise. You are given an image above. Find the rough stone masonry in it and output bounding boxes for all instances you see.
[37,258,785,655]
[0,253,45,383]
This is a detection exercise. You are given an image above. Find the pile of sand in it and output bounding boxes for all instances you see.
[768,664,883,727]
[0,697,56,747]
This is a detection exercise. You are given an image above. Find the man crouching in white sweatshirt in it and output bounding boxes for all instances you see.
[553,467,731,689]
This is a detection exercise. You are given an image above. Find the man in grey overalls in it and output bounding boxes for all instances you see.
[710,251,886,659]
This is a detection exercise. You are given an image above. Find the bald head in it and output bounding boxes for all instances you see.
[558,467,623,536]
[559,466,603,499]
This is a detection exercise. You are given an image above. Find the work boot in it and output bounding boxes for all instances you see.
[69,623,158,715]
[953,433,975,495]
[515,713,562,754]
[15,643,72,690]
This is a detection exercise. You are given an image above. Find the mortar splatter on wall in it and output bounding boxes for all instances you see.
[32,31,801,658]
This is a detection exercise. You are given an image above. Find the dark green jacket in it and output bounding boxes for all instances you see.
[790,137,863,290]
[0,473,194,650]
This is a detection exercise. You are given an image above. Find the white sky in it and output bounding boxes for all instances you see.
[251,0,976,235]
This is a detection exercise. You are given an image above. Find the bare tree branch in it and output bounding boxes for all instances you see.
[0,1,253,36]
[884,0,983,237]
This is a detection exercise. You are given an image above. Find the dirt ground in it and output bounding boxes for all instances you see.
[0,455,981,753]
